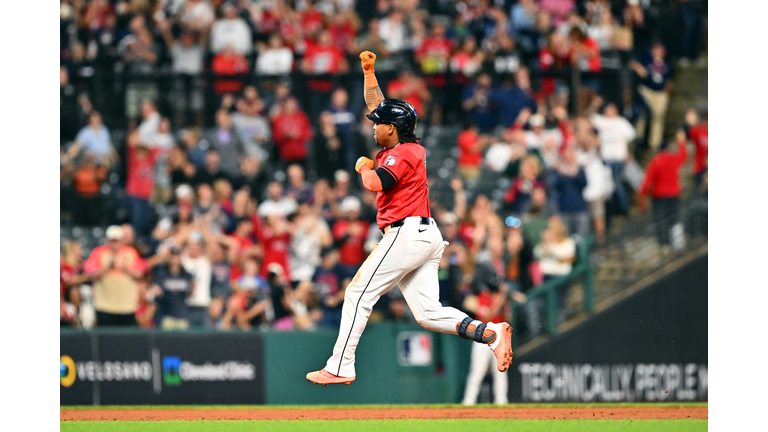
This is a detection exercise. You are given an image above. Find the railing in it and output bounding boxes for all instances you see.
[511,235,595,349]
[66,51,633,133]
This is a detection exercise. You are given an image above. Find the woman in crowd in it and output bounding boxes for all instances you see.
[533,216,576,325]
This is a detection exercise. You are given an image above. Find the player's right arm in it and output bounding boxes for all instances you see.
[360,51,385,112]
[355,156,398,193]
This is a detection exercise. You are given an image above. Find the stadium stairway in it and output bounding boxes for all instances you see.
[665,13,708,136]
[665,58,707,142]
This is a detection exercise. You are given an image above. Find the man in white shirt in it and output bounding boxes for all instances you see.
[589,102,635,212]
[182,234,213,328]
[485,129,527,173]
[256,34,293,76]
[210,3,252,55]
[379,11,407,53]
[258,181,298,218]
[138,100,161,147]
[524,114,563,151]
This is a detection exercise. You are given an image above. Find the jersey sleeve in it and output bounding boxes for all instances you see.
[378,147,416,184]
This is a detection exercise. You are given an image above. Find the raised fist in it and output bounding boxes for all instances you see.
[355,156,374,173]
[359,51,376,73]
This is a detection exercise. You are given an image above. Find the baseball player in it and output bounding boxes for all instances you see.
[306,51,513,386]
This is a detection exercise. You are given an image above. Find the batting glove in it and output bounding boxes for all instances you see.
[359,51,376,73]
[355,156,374,173]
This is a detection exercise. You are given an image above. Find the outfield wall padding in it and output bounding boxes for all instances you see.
[60,323,473,405]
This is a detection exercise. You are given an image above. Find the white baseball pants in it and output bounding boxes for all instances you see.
[324,217,469,377]
[461,341,509,405]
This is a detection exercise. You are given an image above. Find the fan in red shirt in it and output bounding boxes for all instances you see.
[82,0,113,31]
[386,70,430,119]
[450,38,482,86]
[125,130,159,235]
[332,196,370,278]
[211,45,249,94]
[327,11,358,51]
[278,16,302,50]
[257,215,292,282]
[538,32,572,99]
[456,122,491,181]
[569,27,601,73]
[226,216,259,282]
[686,110,708,184]
[638,131,688,249]
[270,97,313,166]
[301,5,324,36]
[302,30,349,93]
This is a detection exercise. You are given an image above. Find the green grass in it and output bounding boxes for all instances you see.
[60,419,708,432]
[61,402,708,410]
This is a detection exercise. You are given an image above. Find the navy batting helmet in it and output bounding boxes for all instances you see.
[366,99,419,143]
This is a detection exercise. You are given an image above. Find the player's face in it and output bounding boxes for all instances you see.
[373,122,394,147]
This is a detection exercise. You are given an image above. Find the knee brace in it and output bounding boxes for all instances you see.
[456,317,497,344]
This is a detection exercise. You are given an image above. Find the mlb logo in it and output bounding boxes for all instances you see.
[397,332,432,367]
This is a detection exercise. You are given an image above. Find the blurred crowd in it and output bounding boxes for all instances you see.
[60,0,707,335]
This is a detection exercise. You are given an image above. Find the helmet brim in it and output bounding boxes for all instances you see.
[366,110,384,123]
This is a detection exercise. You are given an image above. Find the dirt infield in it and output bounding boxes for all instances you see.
[61,406,707,421]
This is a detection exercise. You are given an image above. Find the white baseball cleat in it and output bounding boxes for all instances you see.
[487,322,513,372]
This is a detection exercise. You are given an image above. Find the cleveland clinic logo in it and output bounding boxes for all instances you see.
[162,356,182,385]
[162,356,256,385]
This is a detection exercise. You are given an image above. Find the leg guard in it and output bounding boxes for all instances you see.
[456,317,497,344]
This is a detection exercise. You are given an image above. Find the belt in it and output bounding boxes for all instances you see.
[381,217,431,235]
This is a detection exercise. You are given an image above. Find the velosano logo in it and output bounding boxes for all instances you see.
[60,356,76,387]
[60,355,152,386]
[162,356,256,386]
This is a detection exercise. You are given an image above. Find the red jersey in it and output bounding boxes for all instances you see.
[477,291,504,323]
[374,143,431,228]
[457,129,483,168]
[60,262,81,298]
[258,228,292,281]
[386,79,425,117]
[126,146,159,200]
[271,110,313,162]
[303,44,344,92]
[458,222,476,251]
[639,144,688,199]
[211,52,250,94]
[573,38,601,72]
[689,124,708,174]
[301,8,324,35]
[538,46,571,98]
[332,219,370,266]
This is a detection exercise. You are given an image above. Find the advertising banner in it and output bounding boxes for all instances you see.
[508,255,708,402]
[60,331,264,405]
